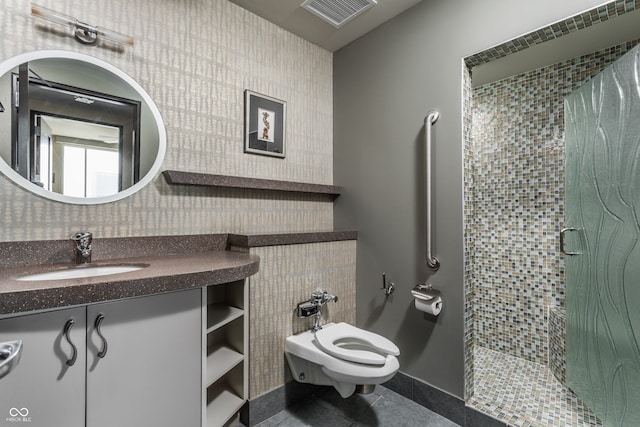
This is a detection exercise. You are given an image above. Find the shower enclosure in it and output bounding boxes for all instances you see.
[464,5,640,426]
[564,43,640,427]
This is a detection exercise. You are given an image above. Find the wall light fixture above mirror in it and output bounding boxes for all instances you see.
[31,4,134,47]
[0,50,166,205]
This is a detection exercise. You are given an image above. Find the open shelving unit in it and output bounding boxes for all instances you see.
[202,279,247,427]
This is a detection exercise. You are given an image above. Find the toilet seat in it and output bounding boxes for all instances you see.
[314,322,400,365]
[285,325,401,398]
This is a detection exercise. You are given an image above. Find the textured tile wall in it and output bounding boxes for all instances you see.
[247,240,357,399]
[464,0,639,68]
[0,0,333,241]
[469,40,639,364]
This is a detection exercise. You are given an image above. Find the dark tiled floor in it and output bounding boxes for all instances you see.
[254,385,461,427]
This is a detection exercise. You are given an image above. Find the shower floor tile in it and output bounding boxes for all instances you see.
[468,347,602,427]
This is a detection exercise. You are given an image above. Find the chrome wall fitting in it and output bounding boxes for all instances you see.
[0,340,23,380]
[411,283,441,301]
[355,384,376,394]
[381,272,394,296]
[411,283,443,316]
[295,289,338,332]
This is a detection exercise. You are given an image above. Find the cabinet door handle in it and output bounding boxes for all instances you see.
[95,314,108,359]
[63,319,77,366]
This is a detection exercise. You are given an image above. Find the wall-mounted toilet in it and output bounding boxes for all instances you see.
[285,322,400,398]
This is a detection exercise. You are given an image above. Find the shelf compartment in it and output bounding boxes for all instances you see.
[205,386,244,427]
[206,344,244,387]
[207,304,243,333]
[206,363,245,427]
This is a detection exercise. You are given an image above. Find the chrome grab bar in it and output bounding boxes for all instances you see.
[425,111,440,271]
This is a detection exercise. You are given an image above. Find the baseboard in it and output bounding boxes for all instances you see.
[240,381,328,426]
[383,371,506,427]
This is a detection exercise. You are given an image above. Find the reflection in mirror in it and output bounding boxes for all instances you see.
[0,50,166,204]
[15,70,141,196]
[35,116,121,197]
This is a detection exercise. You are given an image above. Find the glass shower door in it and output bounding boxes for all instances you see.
[564,44,640,426]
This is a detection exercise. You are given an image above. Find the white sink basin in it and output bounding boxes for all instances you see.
[16,264,148,282]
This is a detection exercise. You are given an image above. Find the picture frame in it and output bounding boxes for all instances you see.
[244,90,286,158]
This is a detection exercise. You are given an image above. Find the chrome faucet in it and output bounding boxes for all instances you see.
[296,289,338,332]
[71,232,93,264]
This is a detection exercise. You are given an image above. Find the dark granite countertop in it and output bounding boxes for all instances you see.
[0,231,356,317]
[0,251,260,316]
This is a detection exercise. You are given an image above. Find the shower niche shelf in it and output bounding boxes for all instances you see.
[163,170,341,198]
[203,279,247,427]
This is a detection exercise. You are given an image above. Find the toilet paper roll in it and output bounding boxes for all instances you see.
[415,296,442,316]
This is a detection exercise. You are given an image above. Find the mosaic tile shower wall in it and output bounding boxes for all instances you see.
[245,240,356,399]
[0,0,333,241]
[462,63,474,400]
[464,0,639,68]
[470,40,639,364]
[548,306,566,383]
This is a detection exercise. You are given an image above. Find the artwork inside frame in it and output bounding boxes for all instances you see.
[244,90,286,158]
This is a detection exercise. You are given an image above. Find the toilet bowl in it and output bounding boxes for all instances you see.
[285,322,400,398]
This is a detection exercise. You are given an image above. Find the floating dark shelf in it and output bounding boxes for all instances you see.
[162,170,341,198]
[227,231,357,248]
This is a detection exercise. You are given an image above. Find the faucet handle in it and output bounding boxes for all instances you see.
[71,231,92,244]
[71,231,93,263]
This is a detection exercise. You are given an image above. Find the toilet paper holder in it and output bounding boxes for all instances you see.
[411,283,441,301]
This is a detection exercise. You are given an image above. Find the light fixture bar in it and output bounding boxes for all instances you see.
[31,4,134,46]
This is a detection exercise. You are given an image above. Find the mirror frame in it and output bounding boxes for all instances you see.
[0,50,166,205]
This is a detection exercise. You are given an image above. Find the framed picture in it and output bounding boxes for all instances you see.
[244,90,286,158]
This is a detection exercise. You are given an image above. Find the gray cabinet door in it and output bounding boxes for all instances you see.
[86,290,201,427]
[0,307,86,427]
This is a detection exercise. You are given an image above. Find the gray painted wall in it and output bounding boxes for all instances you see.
[333,0,607,399]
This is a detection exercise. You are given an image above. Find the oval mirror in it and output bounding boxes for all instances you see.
[0,50,166,204]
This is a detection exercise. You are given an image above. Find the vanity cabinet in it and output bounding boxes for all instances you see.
[86,289,201,427]
[203,279,247,427]
[0,306,87,427]
[0,289,201,427]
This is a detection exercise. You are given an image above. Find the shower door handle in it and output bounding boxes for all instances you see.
[560,227,582,256]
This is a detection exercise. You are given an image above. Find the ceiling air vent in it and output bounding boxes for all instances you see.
[301,0,377,28]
